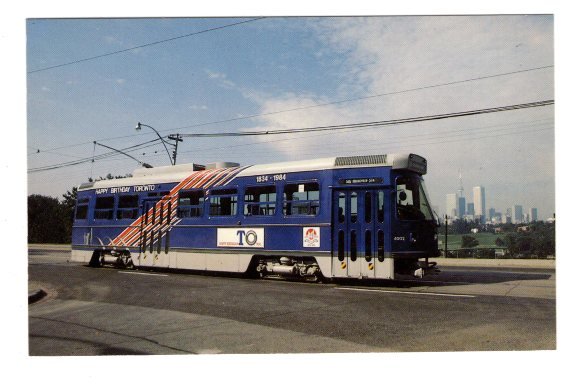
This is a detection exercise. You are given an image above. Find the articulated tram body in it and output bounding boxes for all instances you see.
[71,153,439,280]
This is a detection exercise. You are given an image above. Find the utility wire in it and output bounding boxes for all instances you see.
[27,17,266,74]
[27,65,554,154]
[173,65,554,131]
[177,100,553,137]
[28,138,163,173]
[28,99,553,173]
[175,118,554,159]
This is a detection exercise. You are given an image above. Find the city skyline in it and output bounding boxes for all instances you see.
[445,184,548,223]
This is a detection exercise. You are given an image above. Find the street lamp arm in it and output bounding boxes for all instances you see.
[136,122,174,165]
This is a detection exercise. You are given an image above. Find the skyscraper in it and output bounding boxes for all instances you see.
[446,193,458,219]
[489,208,496,222]
[467,203,475,216]
[473,186,486,223]
[531,208,538,222]
[514,205,524,224]
[458,196,466,218]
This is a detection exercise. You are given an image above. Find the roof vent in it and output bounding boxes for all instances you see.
[206,161,240,169]
[335,154,387,167]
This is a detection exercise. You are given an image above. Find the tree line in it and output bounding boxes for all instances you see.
[443,219,555,258]
[28,174,130,244]
[28,189,76,244]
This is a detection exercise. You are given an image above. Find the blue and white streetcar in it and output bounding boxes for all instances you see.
[70,153,440,281]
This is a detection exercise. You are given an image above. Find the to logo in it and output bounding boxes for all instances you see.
[237,230,258,246]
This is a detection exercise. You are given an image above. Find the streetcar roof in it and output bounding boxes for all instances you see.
[78,153,426,191]
[236,153,425,176]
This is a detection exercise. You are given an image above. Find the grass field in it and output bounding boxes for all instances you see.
[439,232,505,250]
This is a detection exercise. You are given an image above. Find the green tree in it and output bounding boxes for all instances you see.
[28,195,70,243]
[461,235,479,248]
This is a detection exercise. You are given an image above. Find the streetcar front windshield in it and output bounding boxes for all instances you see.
[396,175,434,221]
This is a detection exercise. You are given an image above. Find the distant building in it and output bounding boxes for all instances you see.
[505,208,512,224]
[488,208,496,222]
[473,186,486,223]
[467,202,475,216]
[458,197,466,218]
[446,193,458,219]
[493,212,502,224]
[514,205,523,224]
[531,208,538,222]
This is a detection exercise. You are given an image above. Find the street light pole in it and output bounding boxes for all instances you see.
[168,133,183,165]
[135,122,182,166]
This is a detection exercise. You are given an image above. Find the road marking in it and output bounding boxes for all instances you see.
[334,287,476,298]
[118,271,169,277]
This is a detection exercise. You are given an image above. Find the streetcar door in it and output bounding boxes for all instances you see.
[332,189,387,279]
[332,189,368,278]
[138,198,171,268]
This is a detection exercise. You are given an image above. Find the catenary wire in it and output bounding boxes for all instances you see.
[27,65,553,154]
[27,17,267,74]
[28,100,553,173]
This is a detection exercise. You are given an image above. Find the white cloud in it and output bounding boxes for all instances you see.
[240,16,554,216]
[189,105,208,110]
[205,69,236,89]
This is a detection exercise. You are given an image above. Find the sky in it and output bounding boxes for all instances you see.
[26,15,555,219]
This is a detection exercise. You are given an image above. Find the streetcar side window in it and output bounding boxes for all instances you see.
[116,195,139,220]
[178,190,204,218]
[350,192,358,223]
[209,188,238,216]
[75,197,90,220]
[244,185,276,216]
[338,192,346,223]
[94,196,114,220]
[377,191,385,223]
[283,182,320,216]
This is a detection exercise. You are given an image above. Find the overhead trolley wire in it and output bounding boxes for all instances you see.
[176,118,554,159]
[28,137,164,173]
[173,65,554,132]
[27,17,267,74]
[28,99,554,173]
[28,65,554,154]
[177,100,554,137]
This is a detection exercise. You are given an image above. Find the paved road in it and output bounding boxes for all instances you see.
[28,250,555,355]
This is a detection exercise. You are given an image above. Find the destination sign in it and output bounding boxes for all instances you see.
[95,184,157,194]
[338,177,383,185]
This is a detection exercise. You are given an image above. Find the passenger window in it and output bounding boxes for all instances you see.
[178,190,204,218]
[378,191,385,223]
[116,195,139,220]
[365,230,372,260]
[283,182,320,216]
[75,197,90,220]
[350,230,357,261]
[350,192,358,223]
[338,230,345,261]
[378,230,384,262]
[209,188,238,216]
[94,196,114,220]
[244,185,276,216]
[365,192,372,223]
[338,192,346,223]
